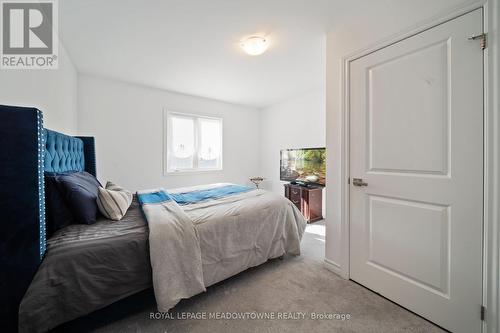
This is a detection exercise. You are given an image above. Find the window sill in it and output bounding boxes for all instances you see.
[164,168,223,176]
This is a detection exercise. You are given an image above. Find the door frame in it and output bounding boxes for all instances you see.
[335,1,499,332]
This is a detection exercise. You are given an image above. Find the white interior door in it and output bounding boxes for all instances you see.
[349,9,483,333]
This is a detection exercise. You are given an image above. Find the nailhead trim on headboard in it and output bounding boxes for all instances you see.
[37,111,46,259]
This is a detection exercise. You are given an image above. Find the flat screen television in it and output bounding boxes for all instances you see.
[280,147,326,186]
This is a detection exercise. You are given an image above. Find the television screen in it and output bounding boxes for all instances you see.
[280,148,326,186]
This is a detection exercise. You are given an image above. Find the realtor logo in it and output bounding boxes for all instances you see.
[1,0,58,69]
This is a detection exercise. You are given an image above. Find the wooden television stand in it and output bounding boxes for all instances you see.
[284,183,323,223]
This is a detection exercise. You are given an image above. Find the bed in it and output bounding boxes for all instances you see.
[0,105,306,332]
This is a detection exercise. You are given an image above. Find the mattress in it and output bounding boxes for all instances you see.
[19,197,151,333]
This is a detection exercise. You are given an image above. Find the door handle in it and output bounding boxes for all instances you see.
[352,178,368,187]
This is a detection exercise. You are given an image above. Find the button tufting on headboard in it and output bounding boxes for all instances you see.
[44,129,85,173]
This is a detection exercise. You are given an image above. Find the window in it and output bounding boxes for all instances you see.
[165,111,223,173]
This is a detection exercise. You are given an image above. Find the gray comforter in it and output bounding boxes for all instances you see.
[19,198,151,333]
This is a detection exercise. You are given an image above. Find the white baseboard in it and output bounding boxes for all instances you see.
[323,258,347,279]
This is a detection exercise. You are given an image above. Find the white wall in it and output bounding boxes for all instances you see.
[78,74,261,191]
[260,90,326,194]
[325,0,484,274]
[0,44,78,134]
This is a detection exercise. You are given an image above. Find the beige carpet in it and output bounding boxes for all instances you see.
[54,221,444,333]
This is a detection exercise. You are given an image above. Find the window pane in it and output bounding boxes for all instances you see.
[198,118,222,169]
[169,116,194,170]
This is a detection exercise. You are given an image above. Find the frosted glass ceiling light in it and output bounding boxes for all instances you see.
[240,36,269,56]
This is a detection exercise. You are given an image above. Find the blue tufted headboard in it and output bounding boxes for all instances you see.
[44,130,83,173]
[0,105,96,331]
[44,129,96,177]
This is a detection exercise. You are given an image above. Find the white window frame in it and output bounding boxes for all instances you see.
[163,110,223,174]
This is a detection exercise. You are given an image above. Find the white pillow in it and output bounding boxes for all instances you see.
[97,181,133,221]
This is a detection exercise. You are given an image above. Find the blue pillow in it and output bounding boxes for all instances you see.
[45,173,76,237]
[54,171,102,225]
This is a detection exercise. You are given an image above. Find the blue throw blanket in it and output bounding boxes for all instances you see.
[170,184,253,205]
[137,190,172,204]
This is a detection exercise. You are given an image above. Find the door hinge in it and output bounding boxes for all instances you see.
[468,33,487,50]
[481,305,486,321]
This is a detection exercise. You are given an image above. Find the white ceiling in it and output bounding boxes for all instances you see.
[59,0,349,108]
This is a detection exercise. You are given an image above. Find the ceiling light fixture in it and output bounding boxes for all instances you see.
[240,36,269,56]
